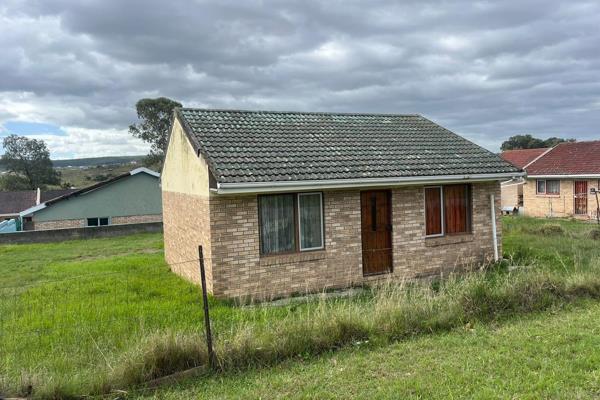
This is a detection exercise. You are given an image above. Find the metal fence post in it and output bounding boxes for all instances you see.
[198,245,216,369]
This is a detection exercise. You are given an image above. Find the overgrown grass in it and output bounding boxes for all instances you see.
[2,217,600,398]
[133,300,600,399]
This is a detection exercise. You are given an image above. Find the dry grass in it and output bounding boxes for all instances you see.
[98,263,600,399]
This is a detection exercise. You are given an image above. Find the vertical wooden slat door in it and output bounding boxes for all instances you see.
[361,190,392,276]
[574,180,588,215]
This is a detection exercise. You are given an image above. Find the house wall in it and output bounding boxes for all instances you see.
[501,181,521,210]
[203,181,501,300]
[523,178,600,219]
[31,173,162,229]
[161,118,213,291]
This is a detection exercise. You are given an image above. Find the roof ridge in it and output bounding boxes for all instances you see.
[503,147,550,152]
[180,107,421,118]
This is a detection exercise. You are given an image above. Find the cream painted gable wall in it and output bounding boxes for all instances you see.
[162,118,211,198]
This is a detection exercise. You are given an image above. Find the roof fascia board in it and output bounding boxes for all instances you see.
[215,172,525,194]
[19,203,47,217]
[528,174,600,179]
[173,109,221,180]
[130,167,160,178]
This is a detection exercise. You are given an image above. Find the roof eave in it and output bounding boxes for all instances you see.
[528,174,600,179]
[214,172,526,195]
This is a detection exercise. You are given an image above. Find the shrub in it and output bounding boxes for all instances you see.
[588,229,600,240]
[525,224,565,236]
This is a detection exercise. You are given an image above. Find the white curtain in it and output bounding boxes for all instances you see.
[259,194,295,254]
[299,193,323,249]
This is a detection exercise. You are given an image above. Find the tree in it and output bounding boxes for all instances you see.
[501,134,575,151]
[129,97,182,167]
[0,135,60,190]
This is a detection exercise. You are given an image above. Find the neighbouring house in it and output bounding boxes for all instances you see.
[161,108,522,300]
[19,168,162,231]
[500,148,551,213]
[519,141,600,219]
[0,188,75,221]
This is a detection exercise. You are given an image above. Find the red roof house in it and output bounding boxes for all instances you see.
[519,140,600,219]
[525,141,600,176]
[500,148,550,169]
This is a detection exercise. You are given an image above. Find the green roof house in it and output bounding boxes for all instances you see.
[162,108,523,299]
[20,168,162,231]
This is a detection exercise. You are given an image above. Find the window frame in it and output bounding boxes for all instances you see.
[258,192,325,256]
[424,184,472,238]
[87,217,111,227]
[297,192,325,251]
[424,186,444,238]
[536,179,560,196]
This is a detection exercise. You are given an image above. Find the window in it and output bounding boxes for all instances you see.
[425,187,443,236]
[259,192,324,255]
[298,193,324,250]
[87,217,110,227]
[537,180,546,194]
[425,184,471,237]
[536,179,560,195]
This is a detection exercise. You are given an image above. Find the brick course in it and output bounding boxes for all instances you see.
[165,181,502,300]
[111,214,162,225]
[34,219,85,230]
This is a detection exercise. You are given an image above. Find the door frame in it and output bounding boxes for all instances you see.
[360,189,393,276]
[574,180,588,215]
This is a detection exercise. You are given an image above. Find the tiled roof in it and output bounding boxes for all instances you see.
[177,108,520,184]
[0,191,36,215]
[526,141,600,175]
[0,189,77,215]
[500,148,549,169]
[40,189,77,202]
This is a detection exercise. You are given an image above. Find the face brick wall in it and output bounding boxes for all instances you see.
[111,214,162,225]
[33,219,85,230]
[523,178,599,219]
[194,181,502,300]
[162,191,213,292]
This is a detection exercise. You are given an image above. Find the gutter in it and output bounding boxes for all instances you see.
[214,172,525,194]
[528,174,600,179]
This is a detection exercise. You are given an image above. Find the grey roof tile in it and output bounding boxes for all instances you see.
[177,108,521,184]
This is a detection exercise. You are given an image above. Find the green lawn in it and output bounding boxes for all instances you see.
[136,300,600,399]
[1,217,600,399]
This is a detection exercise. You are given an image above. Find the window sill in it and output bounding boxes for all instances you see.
[536,194,560,197]
[425,233,474,247]
[259,250,327,266]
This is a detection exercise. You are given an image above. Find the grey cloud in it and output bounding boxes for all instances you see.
[1,0,600,157]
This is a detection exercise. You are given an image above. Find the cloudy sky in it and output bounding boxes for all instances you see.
[1,0,599,159]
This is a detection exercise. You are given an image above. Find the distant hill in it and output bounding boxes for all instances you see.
[51,156,145,168]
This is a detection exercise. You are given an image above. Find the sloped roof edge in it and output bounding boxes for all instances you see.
[20,167,160,217]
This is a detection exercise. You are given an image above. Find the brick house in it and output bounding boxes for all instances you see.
[517,141,600,219]
[162,108,522,299]
[19,168,162,230]
[500,148,550,213]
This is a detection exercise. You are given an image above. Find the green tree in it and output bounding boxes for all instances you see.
[129,97,182,167]
[0,134,60,190]
[501,134,575,151]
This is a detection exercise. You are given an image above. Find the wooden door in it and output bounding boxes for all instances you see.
[361,190,392,276]
[574,180,588,215]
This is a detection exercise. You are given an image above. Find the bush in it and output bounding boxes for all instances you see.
[588,229,600,240]
[526,224,565,236]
